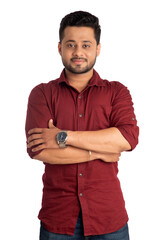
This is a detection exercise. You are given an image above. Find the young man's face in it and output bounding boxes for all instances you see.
[58,26,101,74]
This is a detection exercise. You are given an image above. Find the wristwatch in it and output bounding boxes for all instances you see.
[56,131,68,148]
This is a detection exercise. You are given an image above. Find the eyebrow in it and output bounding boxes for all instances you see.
[65,40,92,44]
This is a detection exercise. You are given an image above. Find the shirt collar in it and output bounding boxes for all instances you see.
[58,69,106,87]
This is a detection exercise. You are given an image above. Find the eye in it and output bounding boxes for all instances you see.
[82,44,91,48]
[66,43,76,48]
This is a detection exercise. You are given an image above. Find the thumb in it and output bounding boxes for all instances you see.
[48,119,55,129]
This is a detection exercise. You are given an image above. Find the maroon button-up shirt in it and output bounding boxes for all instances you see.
[25,69,139,236]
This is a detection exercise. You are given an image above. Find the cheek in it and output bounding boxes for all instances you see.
[87,50,97,60]
[61,50,72,59]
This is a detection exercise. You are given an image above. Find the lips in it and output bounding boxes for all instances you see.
[71,58,87,64]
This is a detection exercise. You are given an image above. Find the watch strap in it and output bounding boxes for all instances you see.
[59,142,67,148]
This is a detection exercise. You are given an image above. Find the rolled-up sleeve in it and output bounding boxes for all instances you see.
[110,82,139,150]
[25,84,52,158]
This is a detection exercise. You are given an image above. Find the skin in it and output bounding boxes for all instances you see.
[27,26,131,164]
[58,26,101,92]
[28,120,122,164]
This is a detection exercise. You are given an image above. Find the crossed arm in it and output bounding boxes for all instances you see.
[27,119,131,164]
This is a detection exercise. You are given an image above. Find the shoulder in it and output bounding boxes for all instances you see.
[100,78,132,104]
[102,78,126,89]
[102,78,128,94]
[28,78,59,101]
[31,78,59,93]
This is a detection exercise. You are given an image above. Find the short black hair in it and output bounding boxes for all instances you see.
[59,11,101,45]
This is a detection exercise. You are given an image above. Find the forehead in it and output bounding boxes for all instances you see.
[62,26,96,43]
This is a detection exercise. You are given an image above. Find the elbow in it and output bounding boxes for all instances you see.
[33,150,46,161]
[119,142,132,152]
[27,147,44,160]
[111,143,131,154]
[33,149,57,165]
[116,125,139,152]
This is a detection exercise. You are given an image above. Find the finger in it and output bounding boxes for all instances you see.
[27,138,44,148]
[32,144,46,152]
[48,119,55,129]
[28,128,43,135]
[28,134,42,143]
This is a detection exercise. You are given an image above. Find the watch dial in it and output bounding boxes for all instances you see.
[59,132,67,142]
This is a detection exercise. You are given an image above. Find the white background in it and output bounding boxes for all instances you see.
[0,0,160,239]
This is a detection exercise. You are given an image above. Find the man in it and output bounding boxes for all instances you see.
[26,11,139,240]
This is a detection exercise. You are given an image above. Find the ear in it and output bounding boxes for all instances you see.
[58,42,62,56]
[96,43,101,57]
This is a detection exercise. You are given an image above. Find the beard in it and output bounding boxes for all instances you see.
[62,57,97,74]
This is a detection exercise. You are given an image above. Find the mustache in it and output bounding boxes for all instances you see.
[71,57,87,61]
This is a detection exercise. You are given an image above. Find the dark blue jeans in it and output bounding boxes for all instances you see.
[40,215,130,240]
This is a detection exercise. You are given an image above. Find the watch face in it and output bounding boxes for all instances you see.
[58,132,67,142]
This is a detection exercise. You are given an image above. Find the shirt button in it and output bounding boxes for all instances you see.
[79,193,83,197]
[79,95,82,99]
[79,114,82,117]
[79,173,83,177]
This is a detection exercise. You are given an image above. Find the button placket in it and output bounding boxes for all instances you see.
[78,94,82,117]
[77,93,84,130]
[77,163,85,200]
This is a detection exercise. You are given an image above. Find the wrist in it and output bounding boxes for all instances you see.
[66,130,73,145]
[89,151,99,161]
[89,151,92,161]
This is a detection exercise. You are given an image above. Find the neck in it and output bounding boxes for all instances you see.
[65,68,94,92]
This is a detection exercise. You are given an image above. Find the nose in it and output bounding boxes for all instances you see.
[72,45,84,57]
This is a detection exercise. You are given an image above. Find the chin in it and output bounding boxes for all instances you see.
[66,64,95,75]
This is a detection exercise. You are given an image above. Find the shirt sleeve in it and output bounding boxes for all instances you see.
[110,82,139,150]
[25,84,53,158]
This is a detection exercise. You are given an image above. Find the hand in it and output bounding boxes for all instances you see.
[27,119,60,152]
[100,152,121,163]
